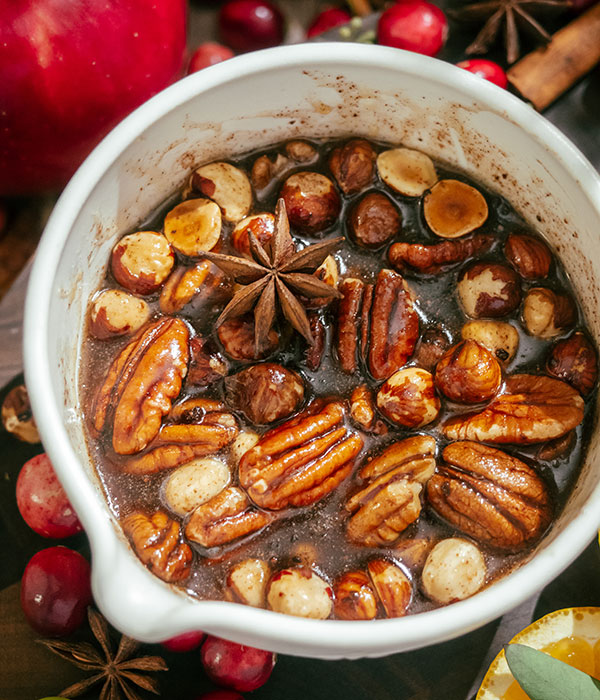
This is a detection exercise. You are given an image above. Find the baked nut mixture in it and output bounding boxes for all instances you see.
[81,137,597,619]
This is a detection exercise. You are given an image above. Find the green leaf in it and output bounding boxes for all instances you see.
[505,643,600,700]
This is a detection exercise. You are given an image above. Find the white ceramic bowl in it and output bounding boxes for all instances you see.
[24,43,600,659]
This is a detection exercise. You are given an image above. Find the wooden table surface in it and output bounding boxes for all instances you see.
[1,2,600,699]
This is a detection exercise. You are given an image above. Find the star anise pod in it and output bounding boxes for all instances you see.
[37,607,167,700]
[203,198,343,355]
[449,0,570,64]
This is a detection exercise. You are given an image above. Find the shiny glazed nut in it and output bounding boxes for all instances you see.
[427,441,552,551]
[111,231,175,295]
[122,510,192,583]
[376,147,437,197]
[394,537,436,573]
[285,140,318,163]
[522,287,576,339]
[348,192,401,249]
[547,332,598,396]
[226,558,270,607]
[1,384,40,443]
[185,486,274,549]
[333,570,378,620]
[163,199,222,256]
[217,315,279,361]
[413,325,451,371]
[231,213,275,257]
[328,138,376,194]
[187,336,229,387]
[304,313,325,370]
[537,431,576,462]
[191,162,252,223]
[434,340,502,404]
[461,320,519,364]
[280,171,341,234]
[423,179,488,238]
[90,289,150,339]
[266,567,333,619]
[442,374,584,444]
[504,232,552,279]
[239,401,363,510]
[224,363,305,424]
[421,538,486,604]
[358,435,436,483]
[251,153,290,191]
[388,233,494,274]
[366,559,412,618]
[230,429,260,465]
[336,277,370,374]
[159,260,227,315]
[350,384,376,431]
[304,254,339,309]
[92,318,189,455]
[377,368,440,428]
[457,262,521,318]
[163,457,230,515]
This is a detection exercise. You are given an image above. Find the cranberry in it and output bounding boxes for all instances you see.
[307,7,352,38]
[16,453,82,538]
[200,636,276,692]
[377,0,448,57]
[20,546,92,636]
[161,630,206,652]
[188,43,235,74]
[193,692,245,700]
[218,0,284,52]
[569,0,597,11]
[456,59,508,89]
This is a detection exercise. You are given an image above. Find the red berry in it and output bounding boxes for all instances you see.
[307,7,352,38]
[456,59,508,89]
[16,453,82,538]
[161,630,205,652]
[377,0,448,57]
[201,636,276,692]
[219,0,284,52]
[0,202,6,235]
[188,42,235,74]
[193,692,245,700]
[20,546,92,636]
[569,0,597,12]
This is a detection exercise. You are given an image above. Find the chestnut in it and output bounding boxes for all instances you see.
[522,287,576,339]
[280,171,341,234]
[457,262,521,318]
[163,198,222,257]
[435,340,502,404]
[421,538,486,604]
[191,161,252,223]
[347,192,401,249]
[110,231,174,295]
[267,567,333,619]
[328,138,376,194]
[377,368,440,428]
[90,288,150,339]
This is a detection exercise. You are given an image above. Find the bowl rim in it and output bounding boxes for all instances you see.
[23,42,600,655]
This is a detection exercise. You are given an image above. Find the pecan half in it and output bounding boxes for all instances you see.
[328,139,376,194]
[92,318,189,455]
[239,401,363,510]
[304,312,325,371]
[427,441,552,551]
[442,374,584,444]
[358,435,436,482]
[122,510,192,583]
[185,486,274,549]
[388,233,494,274]
[336,278,371,374]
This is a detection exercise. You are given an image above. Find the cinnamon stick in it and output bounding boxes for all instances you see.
[346,0,373,17]
[507,3,600,111]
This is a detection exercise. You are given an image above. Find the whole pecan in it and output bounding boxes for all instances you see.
[442,374,584,444]
[185,486,274,549]
[427,441,552,551]
[92,318,189,455]
[122,510,192,583]
[388,233,494,274]
[328,139,376,194]
[239,400,363,510]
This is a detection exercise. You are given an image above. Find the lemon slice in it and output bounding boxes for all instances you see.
[477,607,600,699]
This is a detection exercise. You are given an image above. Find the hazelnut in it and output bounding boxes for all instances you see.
[377,368,440,428]
[191,161,252,223]
[280,171,341,234]
[376,147,437,197]
[457,262,521,318]
[547,332,597,395]
[285,140,318,163]
[461,320,519,365]
[110,231,174,295]
[350,384,376,431]
[159,260,228,315]
[230,429,260,465]
[522,287,576,339]
[505,232,552,279]
[367,559,412,618]
[423,179,488,239]
[435,340,502,404]
[226,558,270,607]
[421,538,486,604]
[231,213,275,257]
[347,192,401,249]
[89,289,150,339]
[163,199,222,257]
[413,325,451,371]
[163,457,230,516]
[304,254,339,309]
[328,139,376,194]
[188,336,229,386]
[267,567,333,619]
[251,153,290,192]
[217,315,279,360]
[1,384,40,443]
[333,570,378,620]
[224,363,305,424]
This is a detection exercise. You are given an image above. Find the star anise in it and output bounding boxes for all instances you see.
[37,608,167,700]
[203,198,342,355]
[449,0,570,64]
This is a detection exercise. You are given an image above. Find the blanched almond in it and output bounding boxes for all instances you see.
[192,162,252,223]
[376,147,437,197]
[164,198,222,257]
[424,179,488,238]
[163,457,230,516]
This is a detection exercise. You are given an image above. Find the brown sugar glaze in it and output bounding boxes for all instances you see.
[80,137,596,616]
